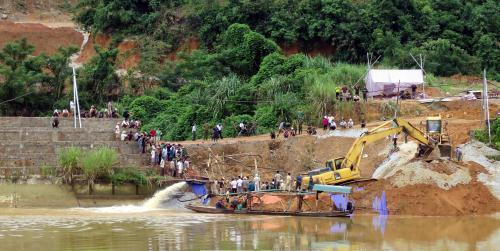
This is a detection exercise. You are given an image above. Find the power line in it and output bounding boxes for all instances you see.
[0,91,34,105]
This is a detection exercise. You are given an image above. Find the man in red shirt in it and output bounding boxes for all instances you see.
[322,116,328,131]
[150,129,156,143]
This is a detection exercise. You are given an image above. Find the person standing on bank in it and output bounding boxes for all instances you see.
[455,147,463,162]
[295,174,302,191]
[274,171,283,190]
[192,123,197,141]
[203,123,209,141]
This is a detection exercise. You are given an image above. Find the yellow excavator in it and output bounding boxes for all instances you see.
[425,115,452,158]
[301,118,448,188]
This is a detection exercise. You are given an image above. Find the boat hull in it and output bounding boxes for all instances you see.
[185,205,350,217]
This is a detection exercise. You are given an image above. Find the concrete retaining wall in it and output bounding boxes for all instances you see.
[0,117,144,174]
[0,117,121,129]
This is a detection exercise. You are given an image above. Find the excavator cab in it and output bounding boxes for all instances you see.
[302,158,360,190]
[325,158,345,171]
[426,115,452,158]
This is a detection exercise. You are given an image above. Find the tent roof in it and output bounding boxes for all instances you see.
[366,69,424,84]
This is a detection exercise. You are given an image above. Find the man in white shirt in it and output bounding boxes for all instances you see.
[115,123,120,139]
[253,174,260,191]
[216,124,223,139]
[230,178,237,193]
[285,173,292,191]
[348,118,354,128]
[278,121,285,136]
[177,160,184,178]
[274,171,282,190]
[192,124,197,141]
[120,131,127,141]
[236,176,243,193]
[330,121,337,130]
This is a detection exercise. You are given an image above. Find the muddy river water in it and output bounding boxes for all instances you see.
[0,208,498,251]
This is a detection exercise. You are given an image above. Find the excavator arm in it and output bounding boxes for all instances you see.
[341,118,433,172]
[302,118,435,188]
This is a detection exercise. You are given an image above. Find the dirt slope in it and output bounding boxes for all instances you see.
[0,21,82,55]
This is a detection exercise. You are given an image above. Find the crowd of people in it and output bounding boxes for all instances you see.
[270,120,304,139]
[153,143,190,178]
[214,171,313,195]
[335,84,368,102]
[321,116,358,131]
[51,102,119,128]
[51,108,71,128]
[116,125,191,178]
[83,104,119,118]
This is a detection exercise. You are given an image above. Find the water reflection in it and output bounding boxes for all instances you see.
[0,209,498,251]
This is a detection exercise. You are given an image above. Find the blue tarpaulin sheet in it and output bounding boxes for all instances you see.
[189,183,209,205]
[331,194,348,211]
[190,183,207,196]
[372,191,388,215]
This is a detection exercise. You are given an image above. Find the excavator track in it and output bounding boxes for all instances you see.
[340,178,377,186]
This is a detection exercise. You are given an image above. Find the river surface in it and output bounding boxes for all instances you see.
[0,208,498,251]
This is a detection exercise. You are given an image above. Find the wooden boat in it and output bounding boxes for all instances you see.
[185,204,350,217]
[185,184,354,218]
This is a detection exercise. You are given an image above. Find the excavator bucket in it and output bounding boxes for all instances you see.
[438,144,452,158]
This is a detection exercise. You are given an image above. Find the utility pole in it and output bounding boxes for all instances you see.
[72,67,82,128]
[483,69,491,144]
[73,70,77,129]
[395,80,400,118]
[420,54,425,97]
[411,53,426,98]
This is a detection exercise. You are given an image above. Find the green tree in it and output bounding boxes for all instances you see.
[218,23,279,76]
[0,38,48,116]
[46,46,79,99]
[414,39,479,76]
[78,46,120,105]
[128,95,165,124]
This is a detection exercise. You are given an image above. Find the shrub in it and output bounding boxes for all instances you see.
[129,95,165,123]
[58,147,82,183]
[475,118,500,150]
[254,105,277,132]
[81,147,118,193]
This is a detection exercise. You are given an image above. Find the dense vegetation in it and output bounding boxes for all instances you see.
[1,1,498,141]
[0,38,77,116]
[75,0,498,78]
[475,118,500,150]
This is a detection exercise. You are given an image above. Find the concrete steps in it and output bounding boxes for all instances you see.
[0,117,145,174]
[0,117,122,129]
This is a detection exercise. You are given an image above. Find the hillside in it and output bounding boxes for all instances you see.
[0,0,498,142]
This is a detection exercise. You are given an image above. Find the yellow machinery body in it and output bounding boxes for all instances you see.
[301,118,436,189]
[426,115,452,158]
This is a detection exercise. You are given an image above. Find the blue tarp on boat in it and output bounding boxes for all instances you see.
[313,184,352,194]
[190,183,207,196]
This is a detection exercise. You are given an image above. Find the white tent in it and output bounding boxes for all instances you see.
[364,69,424,97]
